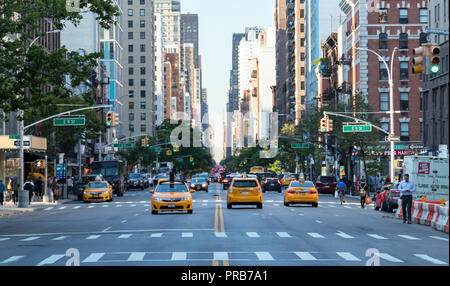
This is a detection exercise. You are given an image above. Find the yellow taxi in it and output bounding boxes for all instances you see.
[227,176,263,209]
[83,181,113,203]
[284,178,318,207]
[150,181,195,214]
[157,177,169,185]
[281,174,297,186]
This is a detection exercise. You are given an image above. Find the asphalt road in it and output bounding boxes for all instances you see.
[0,183,448,266]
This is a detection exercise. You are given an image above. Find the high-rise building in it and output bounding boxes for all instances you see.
[154,0,181,49]
[122,0,155,138]
[305,0,319,112]
[154,12,165,126]
[275,0,288,129]
[163,52,182,119]
[181,14,199,68]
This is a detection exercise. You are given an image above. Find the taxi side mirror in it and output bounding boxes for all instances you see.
[149,189,154,194]
[190,189,196,193]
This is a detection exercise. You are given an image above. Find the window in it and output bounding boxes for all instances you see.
[300,24,304,33]
[141,125,146,132]
[129,113,134,121]
[419,32,428,44]
[140,56,145,63]
[140,102,146,109]
[140,0,145,4]
[400,122,409,141]
[381,122,389,133]
[128,67,134,75]
[140,44,145,52]
[300,38,305,47]
[128,0,133,5]
[129,102,134,110]
[140,90,146,98]
[128,32,133,39]
[300,96,305,104]
[420,93,423,112]
[141,113,146,120]
[379,33,388,49]
[400,92,409,111]
[379,8,388,23]
[128,9,133,16]
[379,63,388,80]
[128,45,133,52]
[140,67,146,75]
[380,92,389,111]
[140,9,145,16]
[399,8,408,23]
[420,8,428,23]
[301,67,305,75]
[300,82,305,90]
[128,56,134,64]
[140,20,145,28]
[399,33,408,49]
[128,20,133,28]
[301,53,305,61]
[140,32,145,39]
[128,90,134,98]
[400,62,409,80]
[129,79,134,86]
[140,79,146,86]
[129,124,134,132]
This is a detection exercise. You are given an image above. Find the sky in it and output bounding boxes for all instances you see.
[180,0,342,163]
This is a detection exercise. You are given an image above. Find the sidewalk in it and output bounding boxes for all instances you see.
[0,199,73,217]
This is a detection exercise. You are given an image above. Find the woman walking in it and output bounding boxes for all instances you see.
[51,178,59,203]
[359,178,368,208]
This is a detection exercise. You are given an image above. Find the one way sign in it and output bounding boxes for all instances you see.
[14,140,31,147]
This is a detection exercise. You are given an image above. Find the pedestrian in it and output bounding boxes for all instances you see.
[12,178,18,205]
[0,179,5,206]
[51,178,58,203]
[398,174,416,224]
[67,176,73,195]
[376,175,382,192]
[34,177,43,198]
[359,178,368,208]
[23,177,35,204]
[6,178,13,204]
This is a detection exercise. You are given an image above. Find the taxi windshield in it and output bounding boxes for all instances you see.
[88,182,108,189]
[290,181,314,188]
[232,180,258,188]
[156,184,188,193]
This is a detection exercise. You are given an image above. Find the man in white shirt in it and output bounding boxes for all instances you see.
[397,174,416,224]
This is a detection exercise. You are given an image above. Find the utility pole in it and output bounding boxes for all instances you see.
[44,155,48,202]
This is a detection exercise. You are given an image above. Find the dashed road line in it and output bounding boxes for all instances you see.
[86,235,101,240]
[367,234,388,240]
[337,252,361,261]
[307,233,324,238]
[246,232,260,238]
[82,253,105,263]
[37,254,65,266]
[276,232,291,238]
[414,254,447,265]
[294,252,317,261]
[1,256,24,264]
[398,235,420,240]
[255,252,274,261]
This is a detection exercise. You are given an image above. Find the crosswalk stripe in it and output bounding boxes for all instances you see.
[294,252,317,261]
[102,205,108,208]
[44,207,54,211]
[118,234,132,239]
[116,205,122,207]
[398,235,420,240]
[337,252,361,261]
[430,236,449,241]
[72,206,80,209]
[276,232,291,238]
[52,236,69,241]
[414,254,447,265]
[307,232,324,238]
[82,253,105,263]
[202,203,207,206]
[328,205,337,208]
[171,252,187,261]
[1,256,24,264]
[151,233,163,238]
[86,235,101,240]
[37,254,65,266]
[273,204,280,206]
[343,206,351,209]
[182,232,193,238]
[130,204,136,207]
[214,232,227,238]
[246,232,260,238]
[21,237,39,241]
[255,252,274,261]
[144,204,150,207]
[368,234,388,240]
[214,252,229,260]
[336,231,354,239]
[128,252,146,261]
[88,206,94,208]
[377,253,404,263]
[0,238,10,242]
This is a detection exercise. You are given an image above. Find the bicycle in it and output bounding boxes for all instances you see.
[337,187,345,204]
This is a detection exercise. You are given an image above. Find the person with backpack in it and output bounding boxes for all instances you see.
[359,178,368,208]
[23,177,35,204]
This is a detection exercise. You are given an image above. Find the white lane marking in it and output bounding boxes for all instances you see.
[52,236,69,241]
[343,206,351,209]
[202,200,208,202]
[398,235,421,240]
[118,234,132,239]
[139,201,146,203]
[202,203,208,206]
[255,252,274,261]
[134,214,139,216]
[87,206,94,208]
[145,209,149,211]
[266,200,274,202]
[116,205,123,207]
[37,254,65,266]
[337,252,361,261]
[273,204,280,206]
[0,238,11,242]
[376,253,404,263]
[414,254,448,265]
[171,252,187,261]
[298,213,304,216]
[128,252,146,261]
[130,204,136,207]
[58,206,66,210]
[276,232,292,238]
[336,231,354,239]
[328,205,337,208]
[246,232,260,238]
[121,220,127,223]
[86,235,101,240]
[215,232,227,238]
[151,233,163,238]
[430,236,449,241]
[82,253,105,263]
[102,227,112,232]
[308,232,324,238]
[182,232,193,238]
[214,252,229,260]
[294,252,317,261]
[72,206,80,209]
[144,204,150,207]
[102,205,108,208]
[44,207,54,211]
[316,220,322,224]
[1,256,24,264]
[368,234,388,240]
[21,236,39,241]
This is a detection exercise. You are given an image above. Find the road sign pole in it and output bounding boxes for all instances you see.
[18,109,28,208]
[43,155,49,203]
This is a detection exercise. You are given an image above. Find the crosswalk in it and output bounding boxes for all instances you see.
[0,250,446,266]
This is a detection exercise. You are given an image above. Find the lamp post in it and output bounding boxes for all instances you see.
[356,47,398,181]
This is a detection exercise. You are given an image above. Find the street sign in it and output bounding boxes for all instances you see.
[385,135,401,142]
[114,143,133,148]
[395,145,405,150]
[14,140,31,147]
[343,125,372,132]
[9,135,19,140]
[291,143,310,149]
[152,147,162,152]
[56,164,66,180]
[53,118,86,126]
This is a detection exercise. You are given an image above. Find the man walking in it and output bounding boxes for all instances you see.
[67,176,73,195]
[398,174,416,224]
[0,179,5,206]
[24,177,35,204]
[359,178,368,208]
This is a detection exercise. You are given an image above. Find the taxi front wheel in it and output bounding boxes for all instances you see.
[187,210,193,214]
[227,203,232,209]
[312,202,318,207]
[284,201,289,207]
[257,203,263,209]
[152,210,158,214]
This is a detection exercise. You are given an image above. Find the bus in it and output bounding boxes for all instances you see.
[91,160,125,197]
[250,166,265,173]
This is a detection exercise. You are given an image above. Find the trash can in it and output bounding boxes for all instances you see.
[18,190,29,208]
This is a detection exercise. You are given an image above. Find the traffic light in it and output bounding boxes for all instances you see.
[243,160,247,165]
[141,138,149,147]
[166,150,173,156]
[319,117,327,133]
[173,146,179,152]
[112,112,120,126]
[106,111,113,127]
[189,157,194,162]
[412,46,425,74]
[430,45,440,74]
[326,118,333,132]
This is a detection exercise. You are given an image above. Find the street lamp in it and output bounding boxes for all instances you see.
[355,47,398,181]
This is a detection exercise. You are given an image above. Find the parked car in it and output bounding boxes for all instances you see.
[76,174,104,200]
[262,177,282,193]
[127,173,145,190]
[315,176,337,194]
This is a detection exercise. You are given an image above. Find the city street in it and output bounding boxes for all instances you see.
[0,183,448,266]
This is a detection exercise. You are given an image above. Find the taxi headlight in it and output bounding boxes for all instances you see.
[182,197,190,201]
[153,197,164,202]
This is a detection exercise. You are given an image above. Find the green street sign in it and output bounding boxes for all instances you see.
[292,143,310,149]
[278,149,287,153]
[53,118,85,126]
[395,145,405,150]
[114,143,133,148]
[175,158,184,162]
[343,125,372,132]
[9,135,20,140]
[152,147,162,152]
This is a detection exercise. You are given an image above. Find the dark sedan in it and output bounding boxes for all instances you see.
[315,176,337,194]
[127,173,145,190]
[190,178,209,192]
[222,176,234,190]
[262,177,282,193]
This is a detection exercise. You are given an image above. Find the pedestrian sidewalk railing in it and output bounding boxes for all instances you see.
[396,199,449,233]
